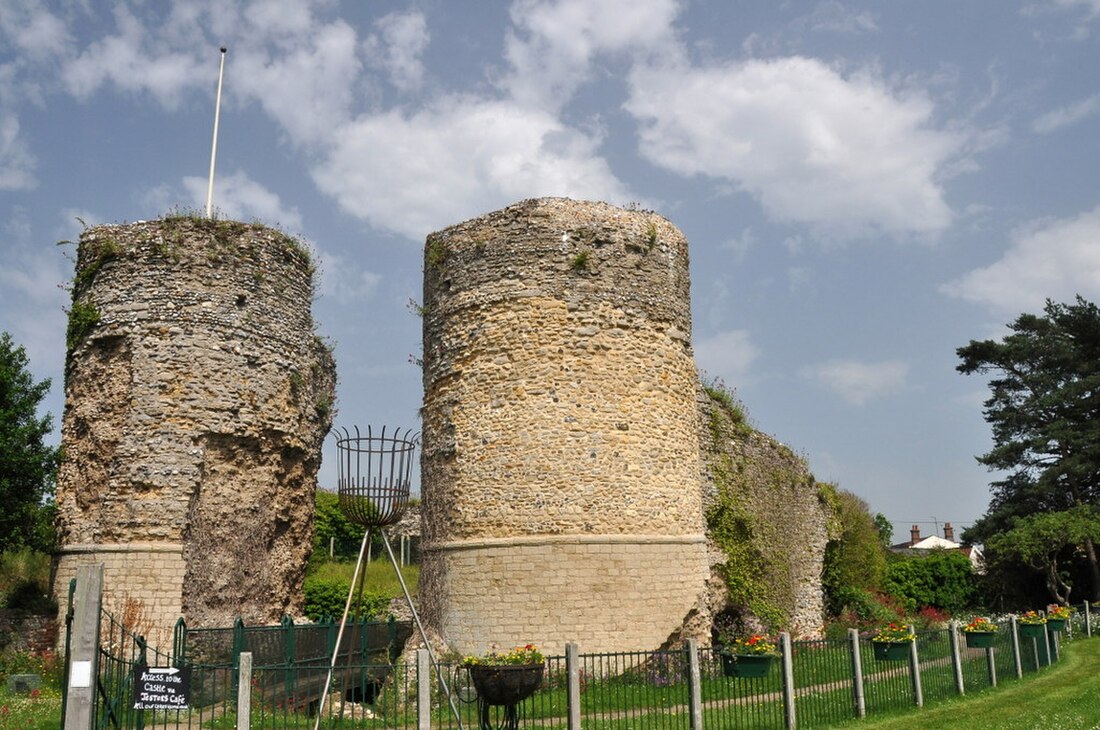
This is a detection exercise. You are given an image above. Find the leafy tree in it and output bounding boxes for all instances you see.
[882,549,978,614]
[313,489,364,558]
[0,333,59,553]
[873,513,893,549]
[822,488,888,616]
[985,505,1100,605]
[958,296,1100,599]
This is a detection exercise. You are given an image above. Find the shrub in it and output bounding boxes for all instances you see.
[302,577,391,621]
[883,549,978,614]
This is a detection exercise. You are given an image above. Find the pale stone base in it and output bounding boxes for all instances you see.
[423,534,709,656]
[54,542,184,649]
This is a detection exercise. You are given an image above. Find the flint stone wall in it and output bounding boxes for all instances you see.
[53,218,335,635]
[419,198,708,656]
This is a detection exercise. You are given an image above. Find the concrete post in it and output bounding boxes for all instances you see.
[686,640,702,730]
[63,564,104,730]
[986,647,997,687]
[236,652,252,730]
[417,649,431,730]
[949,622,964,695]
[780,632,796,730]
[848,628,865,718]
[1086,601,1092,637]
[566,643,581,730]
[907,625,923,708]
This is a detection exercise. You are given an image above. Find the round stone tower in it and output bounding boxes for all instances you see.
[53,217,335,635]
[419,198,708,655]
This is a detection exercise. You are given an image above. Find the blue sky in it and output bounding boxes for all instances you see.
[2,0,1099,541]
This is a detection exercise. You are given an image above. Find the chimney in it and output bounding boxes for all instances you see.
[944,522,954,542]
[910,525,921,545]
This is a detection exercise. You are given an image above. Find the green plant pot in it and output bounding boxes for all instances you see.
[1047,618,1067,632]
[1019,623,1046,639]
[965,631,996,649]
[720,653,775,678]
[872,641,911,661]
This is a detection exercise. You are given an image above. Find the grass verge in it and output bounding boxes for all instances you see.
[829,637,1100,729]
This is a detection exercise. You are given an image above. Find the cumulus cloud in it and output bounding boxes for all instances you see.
[693,329,761,386]
[941,204,1100,314]
[626,56,961,238]
[0,0,72,61]
[801,359,908,405]
[503,0,680,110]
[1033,93,1100,133]
[0,113,36,190]
[312,97,633,240]
[182,170,304,231]
[364,11,430,92]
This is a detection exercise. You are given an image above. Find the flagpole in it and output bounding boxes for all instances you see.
[206,47,227,219]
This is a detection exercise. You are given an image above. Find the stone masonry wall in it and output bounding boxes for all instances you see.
[419,198,708,656]
[54,217,335,637]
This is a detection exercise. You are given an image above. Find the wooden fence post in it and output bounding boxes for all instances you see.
[780,632,796,730]
[566,643,581,730]
[848,628,865,718]
[417,649,431,730]
[907,625,923,708]
[236,652,252,730]
[686,639,702,730]
[949,622,964,695]
[63,564,104,730]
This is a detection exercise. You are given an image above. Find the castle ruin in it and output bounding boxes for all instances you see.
[53,217,335,634]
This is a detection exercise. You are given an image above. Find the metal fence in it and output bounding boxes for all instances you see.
[68,601,1100,729]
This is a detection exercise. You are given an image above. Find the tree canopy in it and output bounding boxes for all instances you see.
[958,296,1100,600]
[0,332,59,553]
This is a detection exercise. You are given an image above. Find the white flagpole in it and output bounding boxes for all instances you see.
[205,47,227,219]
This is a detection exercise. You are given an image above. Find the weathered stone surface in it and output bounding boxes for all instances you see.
[419,198,708,655]
[53,217,335,635]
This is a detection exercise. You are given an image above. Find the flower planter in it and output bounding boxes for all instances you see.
[1019,623,1046,639]
[719,653,775,678]
[468,664,544,706]
[1046,618,1067,632]
[964,631,996,649]
[872,641,911,661]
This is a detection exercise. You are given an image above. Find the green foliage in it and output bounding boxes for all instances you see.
[702,378,752,439]
[821,488,889,616]
[882,549,978,615]
[312,490,364,558]
[0,335,59,554]
[644,221,658,249]
[570,249,592,272]
[985,505,1100,605]
[64,301,100,357]
[302,577,391,621]
[426,236,448,270]
[0,549,55,613]
[958,296,1100,599]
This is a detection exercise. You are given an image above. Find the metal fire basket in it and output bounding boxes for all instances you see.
[335,425,417,527]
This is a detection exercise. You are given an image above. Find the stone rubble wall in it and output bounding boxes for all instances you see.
[53,217,335,636]
[419,198,708,655]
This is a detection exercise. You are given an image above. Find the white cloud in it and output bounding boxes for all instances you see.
[1051,0,1100,17]
[503,0,680,111]
[804,1,878,34]
[364,11,429,92]
[626,56,961,238]
[1033,93,1100,133]
[941,204,1100,314]
[801,359,908,405]
[0,112,36,190]
[312,97,633,240]
[182,170,304,231]
[316,250,382,303]
[693,329,761,386]
[0,0,72,61]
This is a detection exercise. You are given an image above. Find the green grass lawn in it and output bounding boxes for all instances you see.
[829,637,1100,729]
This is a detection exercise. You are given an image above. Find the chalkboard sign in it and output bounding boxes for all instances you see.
[132,665,190,710]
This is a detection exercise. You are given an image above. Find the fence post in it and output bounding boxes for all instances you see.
[417,649,431,730]
[566,643,581,730]
[907,625,923,708]
[1086,601,1092,637]
[986,646,997,687]
[848,629,865,718]
[780,632,796,730]
[63,564,104,730]
[237,651,252,730]
[686,640,702,730]
[1009,616,1023,678]
[949,622,964,695]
